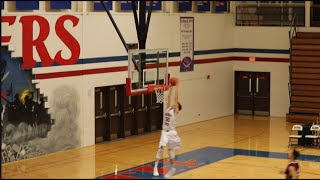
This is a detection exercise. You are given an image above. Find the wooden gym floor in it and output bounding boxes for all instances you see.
[2,115,320,179]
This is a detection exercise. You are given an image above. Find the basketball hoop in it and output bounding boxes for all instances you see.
[147,84,171,104]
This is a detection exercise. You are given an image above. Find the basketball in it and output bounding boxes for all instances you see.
[170,77,179,86]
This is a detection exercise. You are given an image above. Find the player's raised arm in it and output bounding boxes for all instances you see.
[167,87,173,109]
[174,82,179,114]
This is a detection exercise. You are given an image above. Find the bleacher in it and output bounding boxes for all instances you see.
[287,32,320,123]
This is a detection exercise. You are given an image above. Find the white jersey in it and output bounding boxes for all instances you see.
[162,107,176,131]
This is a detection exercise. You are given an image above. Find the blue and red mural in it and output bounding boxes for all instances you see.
[1,47,54,163]
[1,45,81,163]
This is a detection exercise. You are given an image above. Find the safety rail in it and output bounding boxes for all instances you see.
[236,4,305,26]
[288,13,297,104]
[311,5,320,27]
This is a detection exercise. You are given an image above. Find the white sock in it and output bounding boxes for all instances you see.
[154,161,159,169]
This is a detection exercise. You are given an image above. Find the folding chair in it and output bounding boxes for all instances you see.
[305,125,320,148]
[288,125,303,147]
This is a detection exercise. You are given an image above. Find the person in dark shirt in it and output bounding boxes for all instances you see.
[280,149,300,179]
[13,93,22,110]
[24,92,34,112]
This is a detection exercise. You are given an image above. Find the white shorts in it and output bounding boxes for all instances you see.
[159,130,182,150]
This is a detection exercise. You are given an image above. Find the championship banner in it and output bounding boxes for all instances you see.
[120,1,138,10]
[180,17,194,72]
[16,1,39,10]
[197,1,210,12]
[146,1,162,10]
[94,1,113,10]
[50,1,72,9]
[215,1,228,12]
[178,1,192,11]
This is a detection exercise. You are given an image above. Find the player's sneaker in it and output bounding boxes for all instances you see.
[153,168,159,176]
[164,167,176,178]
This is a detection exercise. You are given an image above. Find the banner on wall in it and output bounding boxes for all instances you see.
[215,1,228,12]
[178,1,192,11]
[120,1,138,10]
[50,1,72,9]
[94,1,113,10]
[180,17,194,72]
[146,1,162,10]
[197,1,210,12]
[16,1,39,10]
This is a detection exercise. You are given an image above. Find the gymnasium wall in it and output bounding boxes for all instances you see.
[2,6,319,163]
[233,27,290,117]
[232,26,320,116]
[1,13,235,163]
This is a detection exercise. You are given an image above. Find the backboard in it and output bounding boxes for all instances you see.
[126,48,170,96]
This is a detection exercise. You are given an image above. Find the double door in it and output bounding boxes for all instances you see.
[94,84,163,144]
[235,71,270,116]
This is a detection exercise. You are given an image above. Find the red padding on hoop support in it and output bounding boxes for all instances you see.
[126,72,171,96]
[126,78,131,96]
[126,78,148,96]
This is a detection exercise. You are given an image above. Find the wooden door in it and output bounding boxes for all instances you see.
[146,93,163,131]
[235,71,254,115]
[95,87,107,143]
[107,85,121,140]
[120,85,135,137]
[151,93,163,130]
[235,71,270,116]
[253,72,270,116]
[135,94,148,134]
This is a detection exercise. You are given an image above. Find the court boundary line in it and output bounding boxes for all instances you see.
[97,146,320,179]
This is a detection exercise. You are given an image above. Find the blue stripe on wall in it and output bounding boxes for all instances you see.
[34,48,289,67]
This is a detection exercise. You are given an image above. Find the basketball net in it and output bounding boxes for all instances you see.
[147,84,171,104]
[153,86,171,104]
[154,86,171,104]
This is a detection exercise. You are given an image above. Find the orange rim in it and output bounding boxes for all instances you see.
[147,84,171,93]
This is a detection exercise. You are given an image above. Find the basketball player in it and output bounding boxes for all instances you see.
[280,149,300,179]
[153,80,182,178]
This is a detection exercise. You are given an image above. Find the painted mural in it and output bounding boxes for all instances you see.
[1,47,81,163]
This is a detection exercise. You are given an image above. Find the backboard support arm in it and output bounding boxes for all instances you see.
[145,1,153,43]
[100,1,139,71]
[132,1,140,43]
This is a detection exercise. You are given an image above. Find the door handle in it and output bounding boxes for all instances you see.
[138,106,148,112]
[124,109,135,114]
[110,111,121,117]
[256,77,259,93]
[249,78,251,93]
[95,114,106,119]
[150,106,161,110]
